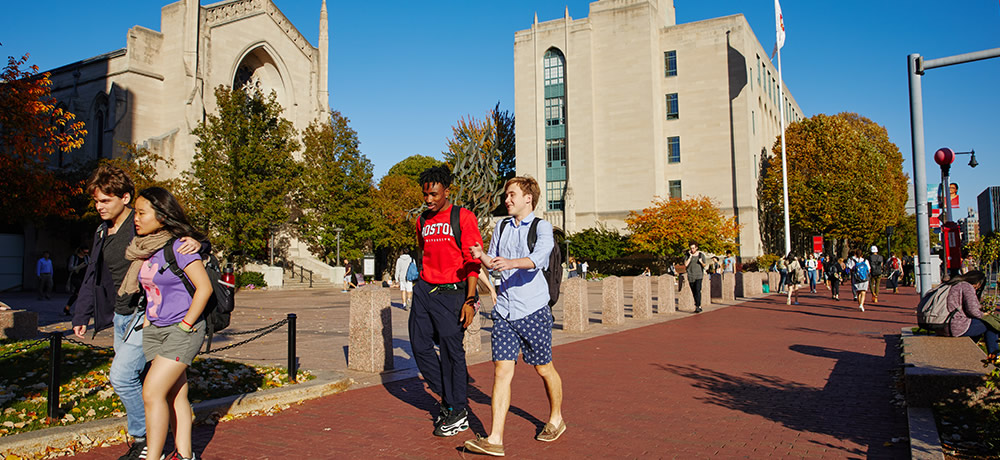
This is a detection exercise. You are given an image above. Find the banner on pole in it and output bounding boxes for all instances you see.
[812,236,823,254]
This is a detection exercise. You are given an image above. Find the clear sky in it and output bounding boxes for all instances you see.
[2,1,998,219]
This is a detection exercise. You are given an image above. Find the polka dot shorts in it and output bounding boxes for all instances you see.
[491,307,553,365]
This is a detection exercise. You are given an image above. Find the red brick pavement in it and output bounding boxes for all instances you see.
[69,287,915,459]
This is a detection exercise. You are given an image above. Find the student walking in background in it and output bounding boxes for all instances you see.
[684,243,708,313]
[36,251,53,299]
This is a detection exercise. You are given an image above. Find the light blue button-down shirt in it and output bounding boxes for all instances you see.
[488,213,554,320]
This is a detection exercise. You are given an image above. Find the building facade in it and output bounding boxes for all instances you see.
[978,186,1000,238]
[959,208,979,245]
[46,0,330,175]
[513,0,803,257]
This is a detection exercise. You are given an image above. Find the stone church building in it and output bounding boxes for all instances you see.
[514,0,804,257]
[47,0,330,173]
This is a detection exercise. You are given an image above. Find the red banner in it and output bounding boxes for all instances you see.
[812,236,823,254]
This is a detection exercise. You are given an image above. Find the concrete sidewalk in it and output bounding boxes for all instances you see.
[45,281,914,459]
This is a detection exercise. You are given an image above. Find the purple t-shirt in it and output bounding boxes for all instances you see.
[138,239,202,327]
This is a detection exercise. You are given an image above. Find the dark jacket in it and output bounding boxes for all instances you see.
[72,211,136,334]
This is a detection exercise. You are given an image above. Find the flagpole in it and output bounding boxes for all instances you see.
[778,46,791,257]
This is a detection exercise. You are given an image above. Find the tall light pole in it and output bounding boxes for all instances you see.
[333,227,343,266]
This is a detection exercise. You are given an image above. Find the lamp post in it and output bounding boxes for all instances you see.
[333,227,343,266]
[885,226,894,257]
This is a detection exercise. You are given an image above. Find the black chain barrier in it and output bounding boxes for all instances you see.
[1,313,299,419]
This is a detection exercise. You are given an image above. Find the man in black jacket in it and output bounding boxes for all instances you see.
[71,165,198,460]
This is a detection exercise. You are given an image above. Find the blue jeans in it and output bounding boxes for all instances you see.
[807,269,817,291]
[110,311,147,437]
[962,318,1000,355]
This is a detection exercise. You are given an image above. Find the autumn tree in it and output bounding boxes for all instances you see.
[0,54,87,224]
[626,196,740,261]
[567,224,630,262]
[386,155,442,183]
[757,113,908,256]
[188,86,300,265]
[373,173,423,256]
[297,111,377,264]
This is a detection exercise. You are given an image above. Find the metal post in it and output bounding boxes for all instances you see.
[287,313,297,383]
[908,54,932,296]
[941,164,953,224]
[309,272,313,288]
[47,332,61,420]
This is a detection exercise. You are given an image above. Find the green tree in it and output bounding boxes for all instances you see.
[386,155,441,183]
[0,54,87,224]
[373,174,423,256]
[567,224,630,262]
[626,196,741,262]
[297,111,377,263]
[758,113,908,256]
[188,86,300,265]
[491,102,516,183]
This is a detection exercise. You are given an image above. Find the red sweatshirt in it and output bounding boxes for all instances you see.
[417,204,482,284]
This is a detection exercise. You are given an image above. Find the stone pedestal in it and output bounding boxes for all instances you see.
[601,276,625,326]
[348,285,393,372]
[463,308,482,354]
[562,277,589,333]
[701,277,712,305]
[736,272,763,297]
[657,274,676,314]
[0,309,38,340]
[721,273,736,301]
[710,274,722,299]
[767,272,781,294]
[677,278,695,312]
[632,276,652,320]
[750,272,765,296]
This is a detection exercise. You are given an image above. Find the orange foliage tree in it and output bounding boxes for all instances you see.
[626,196,741,261]
[373,173,423,257]
[0,54,87,224]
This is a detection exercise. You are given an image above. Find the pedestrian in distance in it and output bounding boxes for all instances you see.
[826,257,844,301]
[804,253,818,293]
[566,256,578,278]
[131,187,211,460]
[394,251,414,310]
[887,252,902,294]
[723,250,736,273]
[867,246,884,303]
[408,165,483,437]
[785,254,802,305]
[342,259,357,292]
[466,176,566,457]
[71,165,200,460]
[64,246,90,315]
[849,249,871,312]
[684,243,708,313]
[580,260,588,280]
[36,251,53,299]
[776,256,788,294]
[943,270,1000,362]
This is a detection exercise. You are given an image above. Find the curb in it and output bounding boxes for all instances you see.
[908,407,944,460]
[0,375,353,458]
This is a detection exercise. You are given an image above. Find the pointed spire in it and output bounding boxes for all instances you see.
[319,0,329,112]
[534,12,538,26]
[565,6,569,20]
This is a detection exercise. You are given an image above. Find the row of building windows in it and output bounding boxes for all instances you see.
[664,50,677,77]
[544,48,567,212]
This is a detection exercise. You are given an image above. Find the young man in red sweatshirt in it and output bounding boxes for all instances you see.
[410,165,483,437]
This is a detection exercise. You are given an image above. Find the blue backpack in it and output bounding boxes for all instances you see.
[405,260,419,282]
[852,260,869,283]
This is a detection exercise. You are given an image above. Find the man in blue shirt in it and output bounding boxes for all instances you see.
[36,251,53,299]
[466,176,566,457]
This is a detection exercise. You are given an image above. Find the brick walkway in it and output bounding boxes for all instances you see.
[63,285,913,459]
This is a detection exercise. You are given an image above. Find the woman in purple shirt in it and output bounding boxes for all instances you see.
[127,187,212,460]
[946,270,998,361]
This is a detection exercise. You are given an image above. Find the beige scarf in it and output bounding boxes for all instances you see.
[118,230,175,297]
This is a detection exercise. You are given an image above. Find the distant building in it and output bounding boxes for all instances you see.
[979,186,1000,238]
[513,0,803,257]
[959,208,978,245]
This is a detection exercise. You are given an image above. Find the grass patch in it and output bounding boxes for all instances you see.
[0,339,313,437]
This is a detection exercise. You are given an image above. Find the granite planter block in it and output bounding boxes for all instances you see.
[601,276,625,326]
[710,274,722,299]
[736,272,762,297]
[632,276,652,320]
[463,308,482,354]
[0,309,38,340]
[656,274,676,314]
[721,273,736,301]
[701,277,712,305]
[677,278,695,312]
[734,272,746,297]
[767,272,781,294]
[348,285,393,373]
[751,272,765,296]
[562,277,589,333]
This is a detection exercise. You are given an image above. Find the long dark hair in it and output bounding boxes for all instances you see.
[946,270,987,297]
[138,187,205,241]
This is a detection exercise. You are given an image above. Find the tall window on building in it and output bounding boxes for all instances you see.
[664,50,677,77]
[544,48,567,211]
[666,93,679,120]
[669,180,682,200]
[667,136,680,163]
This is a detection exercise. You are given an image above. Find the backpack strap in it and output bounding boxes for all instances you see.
[418,204,464,250]
[161,238,196,297]
[497,217,512,247]
[527,217,541,253]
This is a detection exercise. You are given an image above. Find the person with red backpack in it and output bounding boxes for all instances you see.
[466,176,565,457]
[409,166,483,438]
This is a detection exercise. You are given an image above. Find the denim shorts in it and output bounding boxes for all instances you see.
[491,307,553,365]
[143,319,206,366]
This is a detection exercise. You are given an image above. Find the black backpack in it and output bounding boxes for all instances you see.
[162,238,235,334]
[497,217,563,307]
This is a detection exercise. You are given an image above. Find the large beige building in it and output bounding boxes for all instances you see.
[514,0,803,257]
[46,0,330,173]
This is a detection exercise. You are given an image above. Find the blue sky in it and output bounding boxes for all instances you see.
[2,1,998,219]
